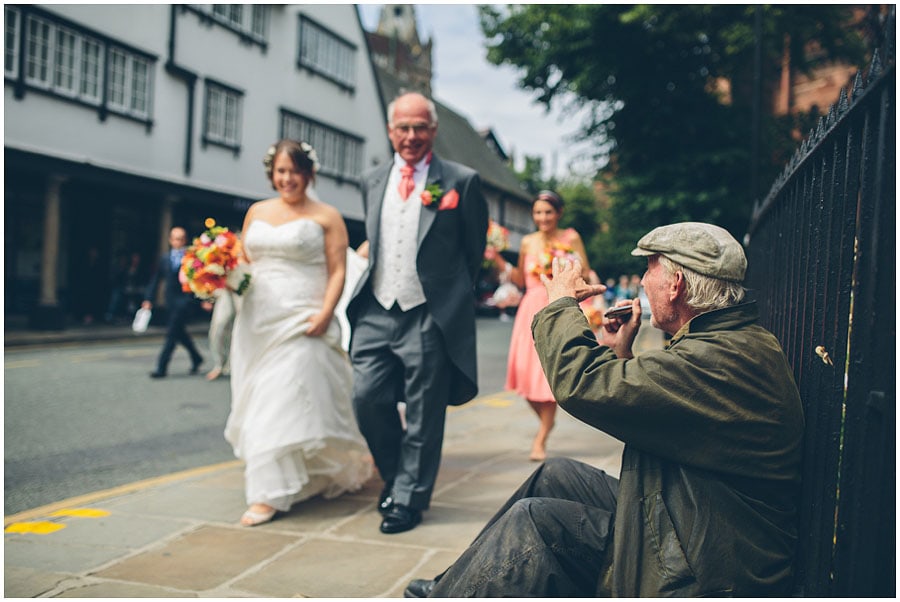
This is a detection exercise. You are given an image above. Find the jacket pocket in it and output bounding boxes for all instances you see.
[641,492,696,591]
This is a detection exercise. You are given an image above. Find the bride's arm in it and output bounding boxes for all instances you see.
[305,204,348,337]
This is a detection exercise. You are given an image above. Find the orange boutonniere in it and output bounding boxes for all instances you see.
[422,185,460,210]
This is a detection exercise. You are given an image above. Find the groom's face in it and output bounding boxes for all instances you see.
[389,96,437,165]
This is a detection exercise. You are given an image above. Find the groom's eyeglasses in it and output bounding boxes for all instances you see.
[391,122,433,135]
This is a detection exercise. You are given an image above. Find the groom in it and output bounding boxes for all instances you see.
[347,92,488,534]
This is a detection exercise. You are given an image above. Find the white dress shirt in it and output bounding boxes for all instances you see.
[372,153,429,311]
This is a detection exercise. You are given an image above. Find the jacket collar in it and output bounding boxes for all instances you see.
[667,302,759,348]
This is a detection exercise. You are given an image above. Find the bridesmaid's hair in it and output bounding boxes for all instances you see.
[534,190,563,213]
[264,139,316,189]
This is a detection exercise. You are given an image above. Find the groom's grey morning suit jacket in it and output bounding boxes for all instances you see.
[347,154,489,406]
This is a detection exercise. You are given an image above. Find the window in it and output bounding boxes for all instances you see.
[203,4,268,44]
[105,46,151,118]
[281,110,363,182]
[53,26,77,94]
[297,15,356,91]
[5,6,21,78]
[11,8,152,119]
[25,14,51,87]
[79,36,102,101]
[204,80,242,149]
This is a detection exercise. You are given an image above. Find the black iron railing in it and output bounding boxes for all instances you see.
[745,12,895,597]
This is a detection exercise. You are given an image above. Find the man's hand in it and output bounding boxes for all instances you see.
[599,298,642,359]
[539,257,605,304]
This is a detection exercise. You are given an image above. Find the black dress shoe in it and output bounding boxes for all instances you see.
[403,578,436,598]
[149,371,167,378]
[378,483,394,515]
[380,504,422,534]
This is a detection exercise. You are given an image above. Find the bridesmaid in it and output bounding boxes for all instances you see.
[485,190,594,461]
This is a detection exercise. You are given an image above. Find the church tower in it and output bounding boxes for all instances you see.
[368,4,433,95]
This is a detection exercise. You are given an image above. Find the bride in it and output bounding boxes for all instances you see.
[225,139,372,526]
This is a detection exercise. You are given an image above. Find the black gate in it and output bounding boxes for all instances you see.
[744,14,895,597]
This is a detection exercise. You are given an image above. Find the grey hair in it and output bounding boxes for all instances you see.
[387,93,438,126]
[658,255,746,312]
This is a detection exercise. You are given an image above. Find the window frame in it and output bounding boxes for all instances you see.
[296,13,357,93]
[202,78,244,154]
[7,6,155,127]
[279,108,364,185]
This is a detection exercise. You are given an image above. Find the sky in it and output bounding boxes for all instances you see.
[357,3,598,181]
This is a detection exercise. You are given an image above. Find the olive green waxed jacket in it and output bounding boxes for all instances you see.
[532,299,804,597]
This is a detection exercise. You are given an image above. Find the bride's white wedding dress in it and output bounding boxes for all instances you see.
[225,218,372,511]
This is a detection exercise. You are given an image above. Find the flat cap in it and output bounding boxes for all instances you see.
[631,222,747,282]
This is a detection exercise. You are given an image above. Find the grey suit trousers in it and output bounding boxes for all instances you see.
[350,289,451,510]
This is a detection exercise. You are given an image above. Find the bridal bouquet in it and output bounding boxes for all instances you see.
[179,218,251,300]
[483,219,510,269]
[531,239,579,278]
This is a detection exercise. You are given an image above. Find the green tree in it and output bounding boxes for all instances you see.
[479,4,870,245]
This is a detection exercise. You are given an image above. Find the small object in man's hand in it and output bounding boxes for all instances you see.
[604,305,633,319]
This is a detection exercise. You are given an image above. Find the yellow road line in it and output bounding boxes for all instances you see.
[4,460,242,526]
[5,359,41,369]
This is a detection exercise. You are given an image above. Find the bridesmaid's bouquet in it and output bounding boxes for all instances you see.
[483,219,510,269]
[179,218,251,300]
[531,239,578,278]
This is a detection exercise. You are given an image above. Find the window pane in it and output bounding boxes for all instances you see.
[26,16,51,84]
[107,48,127,107]
[79,37,101,101]
[297,17,355,88]
[130,57,148,114]
[5,7,20,77]
[53,27,76,92]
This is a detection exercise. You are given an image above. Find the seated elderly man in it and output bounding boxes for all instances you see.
[404,222,804,598]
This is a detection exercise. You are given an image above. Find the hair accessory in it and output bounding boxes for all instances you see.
[300,142,321,173]
[263,145,277,178]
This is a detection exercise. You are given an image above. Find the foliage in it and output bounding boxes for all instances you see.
[480,4,871,256]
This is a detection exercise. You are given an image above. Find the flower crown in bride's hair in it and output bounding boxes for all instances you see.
[263,140,321,181]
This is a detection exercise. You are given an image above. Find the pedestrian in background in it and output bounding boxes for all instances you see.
[201,287,240,381]
[484,190,594,462]
[143,227,204,378]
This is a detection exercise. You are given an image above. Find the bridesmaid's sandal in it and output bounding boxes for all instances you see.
[241,504,277,526]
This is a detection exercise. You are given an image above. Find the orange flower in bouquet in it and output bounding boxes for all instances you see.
[582,305,604,331]
[530,239,578,279]
[179,218,251,300]
[483,219,510,269]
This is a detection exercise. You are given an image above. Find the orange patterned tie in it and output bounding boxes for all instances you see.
[398,164,415,200]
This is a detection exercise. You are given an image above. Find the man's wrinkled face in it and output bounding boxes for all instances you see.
[388,96,436,165]
[641,255,677,333]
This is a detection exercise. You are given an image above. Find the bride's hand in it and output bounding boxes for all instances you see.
[305,311,332,337]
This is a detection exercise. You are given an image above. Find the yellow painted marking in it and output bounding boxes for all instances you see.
[5,359,41,369]
[481,398,514,408]
[5,459,242,526]
[71,352,110,363]
[123,349,156,357]
[48,508,110,518]
[5,521,66,534]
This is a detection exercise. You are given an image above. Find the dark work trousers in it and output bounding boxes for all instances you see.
[156,299,202,373]
[429,457,619,597]
[350,291,451,510]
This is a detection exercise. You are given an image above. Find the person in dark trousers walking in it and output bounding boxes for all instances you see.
[143,226,203,378]
[404,222,804,597]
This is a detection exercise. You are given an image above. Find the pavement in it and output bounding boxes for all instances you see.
[4,315,664,598]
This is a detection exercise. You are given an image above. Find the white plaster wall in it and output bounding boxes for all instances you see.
[5,4,390,218]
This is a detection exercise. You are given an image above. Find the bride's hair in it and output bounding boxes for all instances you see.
[263,139,319,189]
